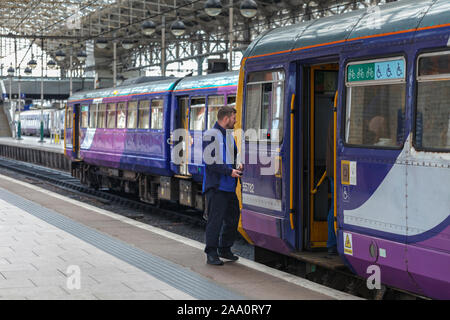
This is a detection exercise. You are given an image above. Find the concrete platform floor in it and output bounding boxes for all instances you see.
[0,173,360,300]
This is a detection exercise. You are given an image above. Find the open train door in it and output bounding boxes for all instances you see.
[303,63,339,250]
[72,104,81,160]
[176,96,190,176]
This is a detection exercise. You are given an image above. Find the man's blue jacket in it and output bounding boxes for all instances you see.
[202,122,238,193]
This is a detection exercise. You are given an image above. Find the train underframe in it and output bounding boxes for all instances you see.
[71,161,205,212]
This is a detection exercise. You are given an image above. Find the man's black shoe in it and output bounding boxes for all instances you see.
[218,251,239,261]
[327,246,338,256]
[206,255,224,265]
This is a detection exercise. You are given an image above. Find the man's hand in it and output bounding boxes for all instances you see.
[231,169,243,178]
[237,164,244,172]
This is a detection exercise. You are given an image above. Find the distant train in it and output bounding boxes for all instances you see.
[65,0,449,300]
[20,109,65,137]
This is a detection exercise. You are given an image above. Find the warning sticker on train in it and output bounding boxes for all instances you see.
[343,232,353,256]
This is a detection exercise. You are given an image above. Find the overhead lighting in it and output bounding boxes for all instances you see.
[28,56,37,69]
[77,50,87,62]
[7,66,14,77]
[240,0,257,18]
[122,39,134,50]
[204,0,222,17]
[24,67,32,75]
[171,19,186,36]
[55,49,66,62]
[96,38,108,49]
[142,20,157,36]
[47,60,57,69]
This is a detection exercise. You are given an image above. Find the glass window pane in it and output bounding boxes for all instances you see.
[345,84,405,147]
[97,103,106,128]
[245,84,262,136]
[227,95,236,107]
[127,101,138,129]
[151,99,164,129]
[117,102,126,129]
[419,53,450,77]
[248,70,285,83]
[271,81,284,142]
[416,80,450,150]
[207,96,224,130]
[189,97,206,131]
[138,100,150,129]
[89,104,97,128]
[81,105,89,128]
[106,103,116,128]
[66,106,72,129]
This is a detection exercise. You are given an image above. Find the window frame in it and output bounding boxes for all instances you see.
[150,98,165,131]
[343,56,407,150]
[244,68,286,143]
[189,96,207,131]
[116,101,127,129]
[137,99,151,129]
[126,100,139,129]
[89,103,98,128]
[413,49,450,153]
[206,94,225,130]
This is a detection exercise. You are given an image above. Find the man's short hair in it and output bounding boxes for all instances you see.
[217,106,237,121]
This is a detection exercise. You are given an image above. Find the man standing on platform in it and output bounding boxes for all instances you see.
[202,106,243,265]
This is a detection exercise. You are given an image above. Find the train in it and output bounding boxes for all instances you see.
[65,0,449,299]
[19,109,65,137]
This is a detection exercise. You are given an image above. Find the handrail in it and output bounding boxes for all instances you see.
[289,93,295,230]
[311,170,327,195]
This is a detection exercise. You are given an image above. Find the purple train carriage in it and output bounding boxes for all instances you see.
[236,0,449,299]
[65,72,238,210]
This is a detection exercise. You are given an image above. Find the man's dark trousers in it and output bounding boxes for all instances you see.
[204,189,240,256]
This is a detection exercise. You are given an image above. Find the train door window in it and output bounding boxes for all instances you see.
[150,99,164,129]
[97,103,106,128]
[81,105,89,128]
[89,104,97,128]
[189,97,206,131]
[415,51,450,151]
[117,102,127,129]
[127,101,138,129]
[207,95,224,130]
[245,70,285,142]
[345,57,406,148]
[66,106,72,129]
[138,100,150,129]
[106,103,116,128]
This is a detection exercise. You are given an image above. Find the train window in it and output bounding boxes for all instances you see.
[245,70,285,142]
[207,95,224,130]
[345,58,406,148]
[138,100,150,129]
[227,95,236,107]
[66,106,72,129]
[416,51,450,151]
[81,105,89,128]
[150,99,164,130]
[127,101,138,129]
[189,97,206,131]
[97,103,106,128]
[117,102,126,129]
[106,103,116,128]
[89,104,97,128]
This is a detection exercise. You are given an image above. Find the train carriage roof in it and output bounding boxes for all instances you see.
[68,78,180,102]
[243,0,449,59]
[174,71,239,92]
